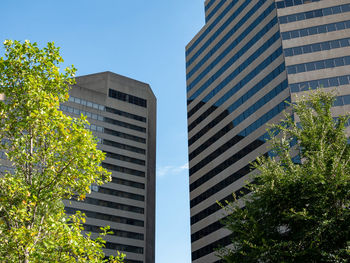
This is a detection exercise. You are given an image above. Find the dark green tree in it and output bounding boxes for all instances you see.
[219,91,350,262]
[0,40,124,262]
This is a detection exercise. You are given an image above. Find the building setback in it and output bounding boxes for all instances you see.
[185,0,350,262]
[61,72,156,263]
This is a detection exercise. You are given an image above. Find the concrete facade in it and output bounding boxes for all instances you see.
[62,72,156,263]
[186,1,350,262]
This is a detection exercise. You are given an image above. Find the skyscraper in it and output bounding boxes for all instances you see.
[185,0,350,262]
[61,72,156,263]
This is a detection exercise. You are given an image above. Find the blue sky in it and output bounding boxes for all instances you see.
[0,0,205,262]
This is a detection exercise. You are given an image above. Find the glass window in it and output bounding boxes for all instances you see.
[333,96,343,106]
[318,25,327,33]
[284,48,293,57]
[75,98,81,104]
[344,56,350,65]
[289,83,299,92]
[312,43,321,52]
[336,22,345,30]
[294,47,302,55]
[331,6,342,14]
[339,76,349,85]
[300,83,309,91]
[300,28,308,37]
[302,45,312,53]
[309,80,319,89]
[285,0,293,7]
[291,30,300,38]
[323,7,332,16]
[309,27,317,35]
[321,41,331,50]
[73,108,79,114]
[288,15,297,23]
[329,77,340,86]
[279,16,288,24]
[334,57,345,67]
[98,105,104,111]
[319,78,329,88]
[277,2,285,8]
[305,11,314,19]
[306,62,316,71]
[314,9,323,17]
[87,101,93,107]
[296,64,306,73]
[330,40,340,49]
[297,13,305,21]
[295,0,302,4]
[81,99,87,106]
[327,23,336,32]
[339,39,349,47]
[343,95,350,105]
[287,66,297,74]
[342,4,350,12]
[93,103,99,109]
[315,61,325,70]
[325,59,335,68]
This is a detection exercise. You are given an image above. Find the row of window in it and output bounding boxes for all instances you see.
[186,0,269,67]
[188,68,286,161]
[65,207,144,227]
[289,74,350,93]
[276,0,321,9]
[190,99,290,192]
[287,55,350,75]
[102,162,145,178]
[189,67,286,149]
[205,0,225,22]
[105,106,146,123]
[279,3,350,24]
[189,28,280,106]
[111,176,145,190]
[81,197,144,214]
[192,234,232,261]
[96,184,144,201]
[108,89,147,108]
[104,150,145,166]
[104,127,146,144]
[281,20,350,40]
[187,0,242,57]
[69,95,146,123]
[188,63,285,133]
[68,96,104,111]
[188,43,283,123]
[60,104,146,133]
[189,81,288,176]
[84,224,144,240]
[284,37,350,57]
[187,3,277,82]
[105,242,143,254]
[186,1,277,82]
[102,138,145,155]
[188,35,281,112]
[204,0,215,12]
[191,178,252,227]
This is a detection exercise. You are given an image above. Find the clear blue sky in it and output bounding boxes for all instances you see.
[0,0,205,262]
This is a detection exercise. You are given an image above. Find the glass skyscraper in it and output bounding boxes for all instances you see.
[185,0,350,262]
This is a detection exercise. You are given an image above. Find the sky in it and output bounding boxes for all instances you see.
[0,0,205,262]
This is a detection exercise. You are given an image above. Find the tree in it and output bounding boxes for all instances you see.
[0,40,124,262]
[219,91,350,262]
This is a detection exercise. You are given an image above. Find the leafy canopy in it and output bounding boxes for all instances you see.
[0,40,123,262]
[219,91,350,263]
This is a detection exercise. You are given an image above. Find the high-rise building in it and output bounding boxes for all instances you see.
[185,0,350,262]
[61,72,156,263]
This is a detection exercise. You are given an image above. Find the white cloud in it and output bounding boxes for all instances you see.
[157,163,189,178]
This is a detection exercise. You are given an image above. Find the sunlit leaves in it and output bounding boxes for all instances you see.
[0,40,123,262]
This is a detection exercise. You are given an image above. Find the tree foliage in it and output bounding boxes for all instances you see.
[0,40,124,262]
[219,91,350,262]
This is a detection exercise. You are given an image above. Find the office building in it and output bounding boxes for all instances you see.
[185,0,350,262]
[61,72,156,263]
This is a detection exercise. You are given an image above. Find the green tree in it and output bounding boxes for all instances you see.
[219,91,350,262]
[0,40,124,262]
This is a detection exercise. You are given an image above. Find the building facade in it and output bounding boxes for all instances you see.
[61,72,156,263]
[185,0,350,262]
